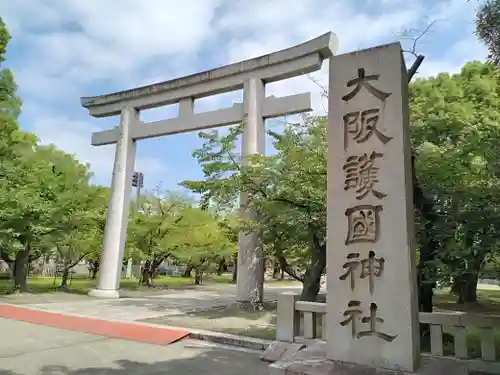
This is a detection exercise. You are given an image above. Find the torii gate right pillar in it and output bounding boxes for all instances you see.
[237,78,266,304]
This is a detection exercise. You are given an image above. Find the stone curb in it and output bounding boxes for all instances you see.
[188,330,272,351]
[0,303,272,351]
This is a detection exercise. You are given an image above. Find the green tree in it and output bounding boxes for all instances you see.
[0,145,93,291]
[216,212,240,281]
[128,192,190,286]
[0,17,21,118]
[183,116,327,301]
[47,186,108,287]
[410,61,500,303]
[170,207,236,285]
[83,187,109,279]
[0,17,37,282]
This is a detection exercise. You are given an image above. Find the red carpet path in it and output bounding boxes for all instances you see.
[0,305,190,345]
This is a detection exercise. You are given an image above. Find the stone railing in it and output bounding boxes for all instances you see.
[419,311,500,360]
[276,292,500,373]
[276,292,327,342]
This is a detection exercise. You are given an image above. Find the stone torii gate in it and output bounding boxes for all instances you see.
[80,32,338,300]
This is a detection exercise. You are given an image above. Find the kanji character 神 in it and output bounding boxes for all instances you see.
[339,250,384,293]
[360,250,385,295]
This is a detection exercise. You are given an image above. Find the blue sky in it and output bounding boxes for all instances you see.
[0,0,487,197]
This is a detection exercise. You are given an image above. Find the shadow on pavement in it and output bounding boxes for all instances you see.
[0,344,269,375]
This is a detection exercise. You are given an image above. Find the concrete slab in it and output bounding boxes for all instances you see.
[269,343,469,375]
[0,318,269,375]
[261,341,306,363]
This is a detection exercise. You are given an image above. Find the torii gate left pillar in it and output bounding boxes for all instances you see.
[89,108,138,298]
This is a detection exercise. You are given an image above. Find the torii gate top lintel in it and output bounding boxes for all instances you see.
[80,32,338,118]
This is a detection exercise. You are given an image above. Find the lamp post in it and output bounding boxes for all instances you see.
[126,171,144,279]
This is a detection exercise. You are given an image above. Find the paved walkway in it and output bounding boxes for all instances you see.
[0,318,269,375]
[14,285,305,322]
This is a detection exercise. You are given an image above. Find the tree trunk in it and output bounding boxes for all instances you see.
[14,249,29,293]
[0,249,13,263]
[147,269,155,285]
[216,258,226,276]
[140,269,149,286]
[412,155,438,314]
[141,269,152,286]
[464,274,478,303]
[452,229,481,304]
[195,268,203,285]
[300,238,326,302]
[140,260,153,286]
[232,254,237,283]
[453,273,479,304]
[272,260,280,279]
[61,268,70,288]
[88,260,99,279]
[151,256,164,280]
[183,265,193,278]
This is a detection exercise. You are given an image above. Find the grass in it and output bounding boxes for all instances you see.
[0,273,295,296]
[434,286,500,315]
[0,273,234,296]
[265,279,301,287]
[143,302,279,341]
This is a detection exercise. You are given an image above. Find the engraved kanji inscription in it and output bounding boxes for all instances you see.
[343,152,386,200]
[340,301,397,342]
[339,250,385,294]
[342,68,392,102]
[343,109,393,150]
[358,303,397,342]
[339,253,360,291]
[360,250,385,295]
[345,204,382,245]
[340,300,363,339]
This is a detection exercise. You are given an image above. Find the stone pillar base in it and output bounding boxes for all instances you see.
[268,343,469,375]
[88,289,120,299]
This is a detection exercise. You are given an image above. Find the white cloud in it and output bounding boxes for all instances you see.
[29,114,167,186]
[1,0,221,99]
[0,0,489,188]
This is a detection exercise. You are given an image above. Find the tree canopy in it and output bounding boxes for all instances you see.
[410,61,500,303]
[476,0,500,64]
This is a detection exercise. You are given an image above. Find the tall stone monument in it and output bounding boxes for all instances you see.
[304,43,466,375]
[327,42,420,372]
